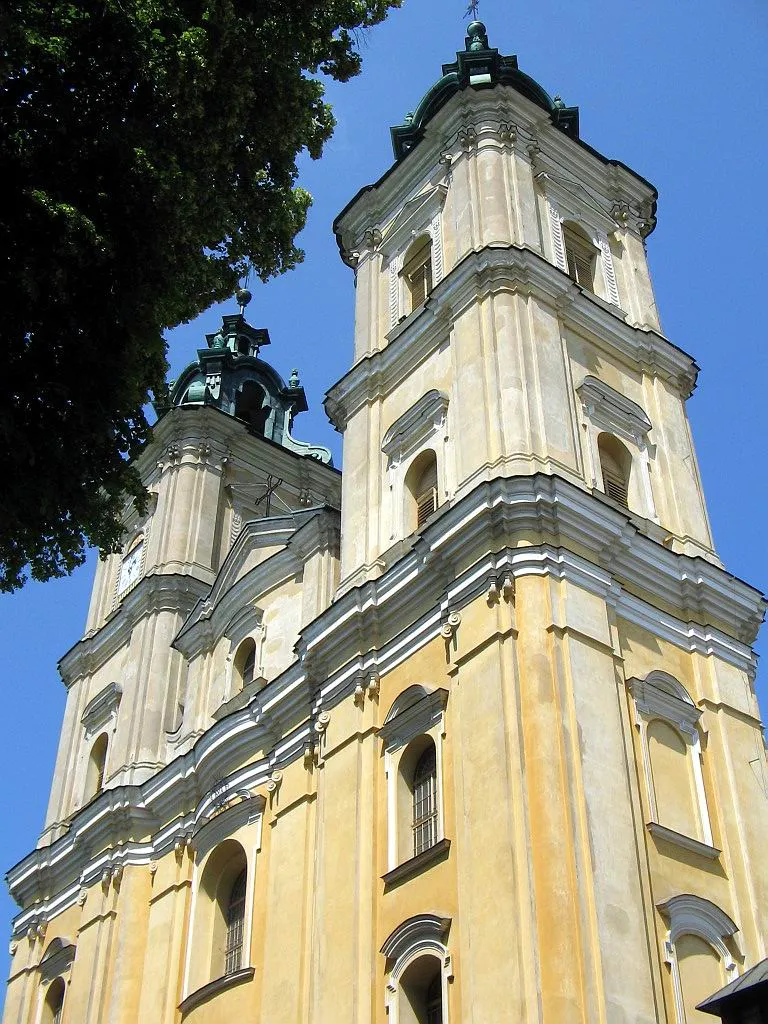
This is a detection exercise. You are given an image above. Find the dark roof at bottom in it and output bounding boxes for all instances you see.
[698,957,768,1015]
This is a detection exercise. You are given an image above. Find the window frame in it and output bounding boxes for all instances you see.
[576,375,657,521]
[628,672,716,857]
[546,196,622,308]
[658,894,739,1024]
[381,914,452,1024]
[181,793,265,1005]
[381,686,448,873]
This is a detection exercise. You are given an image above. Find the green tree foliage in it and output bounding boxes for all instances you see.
[0,0,398,591]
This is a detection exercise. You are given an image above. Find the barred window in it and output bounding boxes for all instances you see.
[412,745,438,857]
[224,869,247,976]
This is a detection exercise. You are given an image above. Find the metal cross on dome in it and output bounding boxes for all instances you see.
[465,0,480,18]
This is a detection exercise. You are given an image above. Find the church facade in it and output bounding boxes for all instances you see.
[4,22,767,1024]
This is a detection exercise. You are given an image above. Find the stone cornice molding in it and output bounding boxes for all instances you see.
[38,938,76,983]
[137,406,341,488]
[628,671,700,735]
[9,477,763,935]
[81,682,122,739]
[335,86,656,257]
[380,687,449,748]
[381,390,449,465]
[577,375,653,444]
[658,894,739,951]
[381,913,451,962]
[59,574,210,686]
[324,244,698,432]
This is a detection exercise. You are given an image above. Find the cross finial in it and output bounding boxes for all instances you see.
[464,0,480,19]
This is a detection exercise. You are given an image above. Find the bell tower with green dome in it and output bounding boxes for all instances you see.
[4,23,767,1024]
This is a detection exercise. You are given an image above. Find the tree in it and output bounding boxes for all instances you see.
[0,0,398,591]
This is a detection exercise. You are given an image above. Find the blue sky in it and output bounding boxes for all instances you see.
[0,0,766,977]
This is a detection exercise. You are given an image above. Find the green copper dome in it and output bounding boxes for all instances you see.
[390,21,579,161]
[156,310,333,464]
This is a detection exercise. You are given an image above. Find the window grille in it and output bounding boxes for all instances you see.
[416,487,437,528]
[224,869,247,976]
[412,745,438,857]
[52,1003,63,1024]
[426,972,443,1024]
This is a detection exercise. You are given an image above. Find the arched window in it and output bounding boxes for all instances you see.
[597,432,631,507]
[235,382,270,434]
[405,450,438,532]
[85,733,108,802]
[190,839,250,985]
[42,977,65,1024]
[402,235,433,312]
[426,970,444,1024]
[412,745,438,857]
[562,222,598,291]
[399,955,444,1024]
[659,895,739,1024]
[233,637,257,692]
[676,933,726,1024]
[382,915,451,1024]
[628,672,715,853]
[223,868,247,976]
[397,735,439,862]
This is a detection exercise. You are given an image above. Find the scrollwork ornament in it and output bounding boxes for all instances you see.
[498,121,517,145]
[458,125,477,151]
[362,227,382,251]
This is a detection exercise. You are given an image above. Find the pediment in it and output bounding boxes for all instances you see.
[175,507,338,656]
[577,375,652,443]
[382,390,449,464]
[381,184,447,258]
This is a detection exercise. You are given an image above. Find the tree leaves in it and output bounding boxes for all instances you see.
[0,0,399,591]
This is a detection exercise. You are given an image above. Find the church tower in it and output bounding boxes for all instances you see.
[4,22,767,1024]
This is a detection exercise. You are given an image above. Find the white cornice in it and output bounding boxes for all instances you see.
[59,574,210,686]
[9,475,763,936]
[336,86,656,252]
[325,244,697,432]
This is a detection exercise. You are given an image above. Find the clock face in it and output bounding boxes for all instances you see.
[118,542,144,595]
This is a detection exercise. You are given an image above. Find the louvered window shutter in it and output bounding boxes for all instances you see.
[602,467,629,507]
[416,487,437,527]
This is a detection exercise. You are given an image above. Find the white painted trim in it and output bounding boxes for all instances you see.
[547,199,568,273]
[660,894,739,1023]
[629,673,714,848]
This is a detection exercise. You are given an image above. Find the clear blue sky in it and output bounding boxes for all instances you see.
[0,0,766,975]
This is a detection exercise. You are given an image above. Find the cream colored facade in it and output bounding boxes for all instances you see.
[4,22,767,1024]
